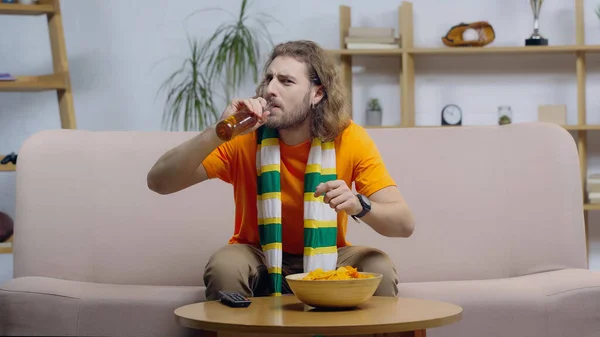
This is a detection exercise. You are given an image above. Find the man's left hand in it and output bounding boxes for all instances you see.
[314,180,361,215]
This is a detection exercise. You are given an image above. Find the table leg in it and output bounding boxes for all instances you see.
[414,330,426,337]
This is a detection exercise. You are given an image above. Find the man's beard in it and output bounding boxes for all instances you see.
[264,92,311,130]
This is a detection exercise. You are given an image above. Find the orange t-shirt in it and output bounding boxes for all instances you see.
[201,120,396,255]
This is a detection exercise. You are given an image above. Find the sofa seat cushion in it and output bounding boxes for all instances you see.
[0,276,206,337]
[397,268,600,337]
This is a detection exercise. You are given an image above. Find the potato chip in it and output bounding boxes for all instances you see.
[302,266,375,280]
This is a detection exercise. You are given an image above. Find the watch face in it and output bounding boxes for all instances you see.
[442,104,462,125]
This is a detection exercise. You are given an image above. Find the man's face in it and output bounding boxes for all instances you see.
[261,56,316,129]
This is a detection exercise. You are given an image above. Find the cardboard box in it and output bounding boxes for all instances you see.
[538,104,566,125]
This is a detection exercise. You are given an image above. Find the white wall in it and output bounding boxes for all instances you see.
[1,0,600,282]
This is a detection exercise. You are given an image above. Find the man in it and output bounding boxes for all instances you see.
[147,40,414,301]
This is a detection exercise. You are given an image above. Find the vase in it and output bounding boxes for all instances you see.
[366,109,382,126]
[497,105,513,125]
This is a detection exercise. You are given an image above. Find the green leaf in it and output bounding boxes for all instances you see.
[157,0,278,131]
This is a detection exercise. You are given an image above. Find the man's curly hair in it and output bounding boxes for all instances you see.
[255,40,351,142]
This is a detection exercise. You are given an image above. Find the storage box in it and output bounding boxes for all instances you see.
[538,104,566,125]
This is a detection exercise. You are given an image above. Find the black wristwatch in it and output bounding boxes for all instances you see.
[351,193,371,222]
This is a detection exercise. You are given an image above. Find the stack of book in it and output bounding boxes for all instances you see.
[587,173,600,204]
[345,27,400,49]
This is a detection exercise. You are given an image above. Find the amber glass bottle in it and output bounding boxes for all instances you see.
[215,108,258,141]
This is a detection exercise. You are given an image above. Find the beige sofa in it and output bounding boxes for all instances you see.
[1,122,599,337]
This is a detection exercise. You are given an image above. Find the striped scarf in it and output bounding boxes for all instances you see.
[256,126,338,296]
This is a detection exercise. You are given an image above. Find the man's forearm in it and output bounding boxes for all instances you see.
[147,124,223,194]
[357,201,414,238]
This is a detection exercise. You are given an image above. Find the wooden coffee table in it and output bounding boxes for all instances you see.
[174,295,462,337]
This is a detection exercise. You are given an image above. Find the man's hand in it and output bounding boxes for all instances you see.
[314,180,361,215]
[219,97,271,135]
[315,181,415,238]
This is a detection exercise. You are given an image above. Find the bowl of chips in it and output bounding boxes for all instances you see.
[285,266,382,309]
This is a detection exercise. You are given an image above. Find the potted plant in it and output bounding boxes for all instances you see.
[497,105,513,125]
[158,0,279,131]
[158,37,218,131]
[365,98,382,126]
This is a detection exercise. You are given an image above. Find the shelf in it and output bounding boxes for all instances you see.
[562,125,600,131]
[409,45,600,55]
[0,244,13,254]
[0,73,67,92]
[584,204,600,211]
[328,48,403,56]
[0,155,16,172]
[0,235,13,255]
[0,2,54,15]
[328,45,600,57]
[379,124,600,130]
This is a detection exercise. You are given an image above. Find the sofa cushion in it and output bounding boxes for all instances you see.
[397,268,600,337]
[0,276,206,337]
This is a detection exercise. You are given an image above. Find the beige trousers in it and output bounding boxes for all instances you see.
[203,244,399,301]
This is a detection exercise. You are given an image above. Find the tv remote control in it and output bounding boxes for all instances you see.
[218,291,252,308]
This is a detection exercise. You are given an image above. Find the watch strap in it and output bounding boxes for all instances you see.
[351,194,371,222]
[355,204,370,218]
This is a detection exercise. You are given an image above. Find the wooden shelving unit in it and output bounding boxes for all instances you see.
[0,0,75,254]
[331,0,596,262]
[328,45,600,56]
[0,0,76,175]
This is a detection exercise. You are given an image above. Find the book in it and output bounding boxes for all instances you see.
[586,173,600,193]
[589,192,600,203]
[348,27,394,37]
[345,36,398,44]
[345,26,400,49]
[0,73,16,81]
[346,43,399,49]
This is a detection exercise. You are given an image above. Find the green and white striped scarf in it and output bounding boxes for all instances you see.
[256,126,338,296]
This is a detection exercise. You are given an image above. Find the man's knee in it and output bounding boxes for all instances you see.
[203,244,266,301]
[352,247,399,297]
[204,244,249,276]
[360,249,396,275]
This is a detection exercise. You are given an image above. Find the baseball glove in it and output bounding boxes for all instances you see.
[442,21,495,47]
